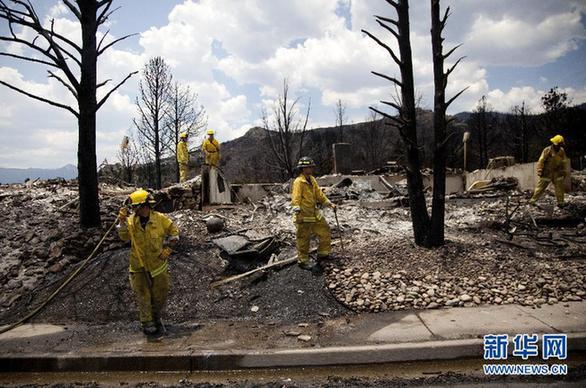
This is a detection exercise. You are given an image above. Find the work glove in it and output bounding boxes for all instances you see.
[168,235,180,246]
[159,247,173,261]
[328,202,337,210]
[291,206,301,223]
[118,207,128,223]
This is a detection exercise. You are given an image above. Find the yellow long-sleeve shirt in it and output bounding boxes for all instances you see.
[291,174,331,223]
[177,141,189,164]
[118,211,179,277]
[536,145,567,179]
[202,138,221,166]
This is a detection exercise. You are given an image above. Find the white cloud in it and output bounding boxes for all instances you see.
[486,86,586,113]
[464,11,585,66]
[1,0,586,169]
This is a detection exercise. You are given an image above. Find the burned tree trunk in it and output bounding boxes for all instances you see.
[430,0,446,246]
[363,0,430,246]
[363,0,464,247]
[429,0,465,246]
[77,1,100,227]
[394,1,430,246]
[0,0,137,227]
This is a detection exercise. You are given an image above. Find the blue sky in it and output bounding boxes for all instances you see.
[0,0,585,168]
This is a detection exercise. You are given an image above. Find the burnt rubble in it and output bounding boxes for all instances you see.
[0,173,584,324]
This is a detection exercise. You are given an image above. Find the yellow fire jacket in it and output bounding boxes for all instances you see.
[536,145,567,179]
[177,141,189,164]
[118,211,179,277]
[291,174,331,223]
[202,138,221,166]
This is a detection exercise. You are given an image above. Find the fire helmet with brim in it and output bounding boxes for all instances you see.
[297,156,316,169]
[207,129,215,135]
[550,134,565,145]
[128,189,156,207]
[179,132,188,139]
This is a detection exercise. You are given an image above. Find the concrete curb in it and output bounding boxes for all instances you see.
[2,333,585,372]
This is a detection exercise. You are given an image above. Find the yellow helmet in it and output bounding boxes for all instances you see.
[207,129,215,135]
[128,189,155,207]
[179,132,188,139]
[550,134,564,145]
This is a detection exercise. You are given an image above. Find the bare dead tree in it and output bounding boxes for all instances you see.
[429,0,466,246]
[165,81,206,182]
[363,0,464,247]
[509,101,532,163]
[467,95,497,169]
[359,110,392,170]
[134,131,155,188]
[362,0,430,246]
[334,98,347,142]
[133,56,172,189]
[0,0,138,227]
[262,79,311,180]
[541,86,570,133]
[116,133,139,184]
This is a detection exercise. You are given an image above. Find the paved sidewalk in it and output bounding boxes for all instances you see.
[1,302,585,371]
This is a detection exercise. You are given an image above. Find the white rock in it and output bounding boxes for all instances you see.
[459,294,472,302]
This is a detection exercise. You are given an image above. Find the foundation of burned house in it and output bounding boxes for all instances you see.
[1,157,585,327]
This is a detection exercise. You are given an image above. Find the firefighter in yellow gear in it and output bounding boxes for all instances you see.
[202,129,221,167]
[529,134,569,207]
[291,157,335,270]
[118,189,179,336]
[177,132,189,183]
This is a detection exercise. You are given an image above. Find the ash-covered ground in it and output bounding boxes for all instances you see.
[1,178,585,326]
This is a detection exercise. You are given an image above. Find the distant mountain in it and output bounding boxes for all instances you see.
[218,109,459,183]
[453,111,471,122]
[0,164,77,184]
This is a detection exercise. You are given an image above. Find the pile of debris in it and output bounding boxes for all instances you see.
[466,176,519,193]
[572,171,586,192]
[1,174,585,326]
[322,176,409,208]
[0,181,132,309]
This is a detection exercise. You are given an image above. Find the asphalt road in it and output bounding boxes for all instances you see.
[1,357,585,387]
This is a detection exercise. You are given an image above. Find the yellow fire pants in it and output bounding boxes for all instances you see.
[530,176,565,205]
[179,163,189,183]
[129,271,170,327]
[295,217,331,264]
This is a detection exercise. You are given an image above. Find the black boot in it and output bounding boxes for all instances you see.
[142,323,158,336]
[154,317,166,335]
[298,261,312,271]
[311,262,324,276]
